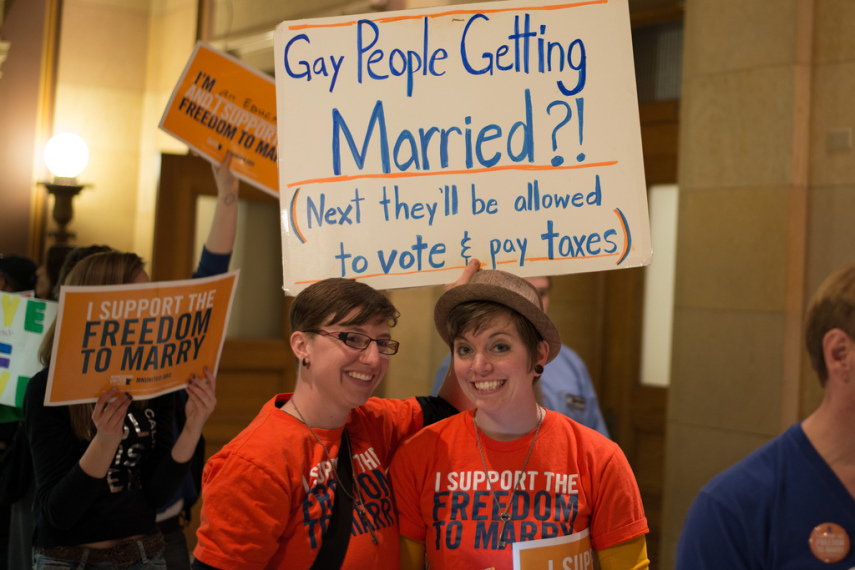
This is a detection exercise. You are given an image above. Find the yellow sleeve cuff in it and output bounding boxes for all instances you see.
[597,536,649,570]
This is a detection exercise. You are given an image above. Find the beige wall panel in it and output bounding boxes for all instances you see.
[54,84,145,150]
[145,2,198,90]
[807,184,855,290]
[52,84,145,252]
[134,2,198,262]
[674,187,789,311]
[551,305,598,375]
[660,423,773,570]
[551,273,599,374]
[809,61,855,186]
[75,147,143,213]
[682,0,800,78]
[384,286,446,398]
[813,0,855,64]
[73,186,141,254]
[553,272,599,303]
[59,1,150,89]
[210,0,369,38]
[668,307,785,435]
[679,69,798,190]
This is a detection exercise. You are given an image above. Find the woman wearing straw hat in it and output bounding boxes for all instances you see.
[390,270,649,569]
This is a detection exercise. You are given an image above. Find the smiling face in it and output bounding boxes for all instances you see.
[303,310,392,414]
[452,312,547,417]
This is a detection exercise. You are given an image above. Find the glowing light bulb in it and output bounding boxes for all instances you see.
[44,133,89,179]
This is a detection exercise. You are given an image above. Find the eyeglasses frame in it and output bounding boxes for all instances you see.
[303,329,400,355]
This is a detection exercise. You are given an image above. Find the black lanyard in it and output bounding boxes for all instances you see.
[309,431,355,570]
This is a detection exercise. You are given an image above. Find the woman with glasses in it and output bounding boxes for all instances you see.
[192,266,477,570]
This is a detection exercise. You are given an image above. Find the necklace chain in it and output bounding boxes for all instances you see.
[473,406,543,548]
[290,398,379,545]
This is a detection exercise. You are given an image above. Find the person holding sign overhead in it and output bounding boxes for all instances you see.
[191,262,478,570]
[24,251,218,570]
[389,270,648,570]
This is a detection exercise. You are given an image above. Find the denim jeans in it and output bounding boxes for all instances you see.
[159,526,191,570]
[33,549,166,570]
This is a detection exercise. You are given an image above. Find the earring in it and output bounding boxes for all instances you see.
[534,364,544,374]
[302,358,309,368]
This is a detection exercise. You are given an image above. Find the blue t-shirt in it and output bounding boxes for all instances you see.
[676,423,855,569]
[431,344,609,438]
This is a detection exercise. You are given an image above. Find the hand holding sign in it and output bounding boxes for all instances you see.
[184,367,218,436]
[444,258,482,292]
[80,387,134,478]
[212,151,239,199]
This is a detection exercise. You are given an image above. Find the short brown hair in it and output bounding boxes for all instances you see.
[445,301,542,371]
[289,278,399,333]
[804,263,855,385]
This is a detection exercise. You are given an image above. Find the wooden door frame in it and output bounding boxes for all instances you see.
[152,153,278,280]
[596,98,678,567]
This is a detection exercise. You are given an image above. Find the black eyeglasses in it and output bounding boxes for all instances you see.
[305,330,400,355]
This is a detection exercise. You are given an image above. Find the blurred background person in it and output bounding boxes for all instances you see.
[34,244,74,300]
[675,263,855,569]
[0,254,37,294]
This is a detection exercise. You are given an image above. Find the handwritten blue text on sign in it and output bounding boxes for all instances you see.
[274,0,651,294]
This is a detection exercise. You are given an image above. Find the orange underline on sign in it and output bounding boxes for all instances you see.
[286,161,618,189]
[288,1,609,30]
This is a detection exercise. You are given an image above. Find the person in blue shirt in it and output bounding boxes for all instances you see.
[676,263,855,569]
[432,275,609,437]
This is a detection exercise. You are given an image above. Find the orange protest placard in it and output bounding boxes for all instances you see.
[512,528,595,570]
[160,42,278,196]
[45,271,239,406]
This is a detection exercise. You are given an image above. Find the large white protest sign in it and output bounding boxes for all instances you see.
[274,0,651,295]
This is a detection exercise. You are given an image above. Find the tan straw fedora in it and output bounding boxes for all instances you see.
[434,270,562,363]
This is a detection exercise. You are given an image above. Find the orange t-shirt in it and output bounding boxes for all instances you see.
[194,394,424,570]
[390,410,648,570]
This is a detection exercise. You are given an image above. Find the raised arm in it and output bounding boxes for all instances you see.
[205,152,240,255]
[435,258,480,412]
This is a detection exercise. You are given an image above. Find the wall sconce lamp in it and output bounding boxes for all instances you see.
[40,133,90,244]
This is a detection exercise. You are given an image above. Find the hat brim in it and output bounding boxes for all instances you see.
[434,282,562,363]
